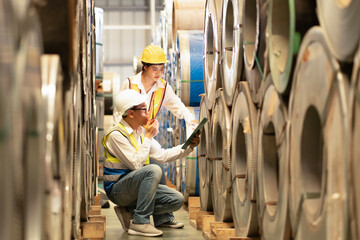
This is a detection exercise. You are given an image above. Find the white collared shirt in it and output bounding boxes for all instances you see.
[120,72,196,125]
[105,119,193,170]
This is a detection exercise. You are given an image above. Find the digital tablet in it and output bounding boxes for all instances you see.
[181,117,208,149]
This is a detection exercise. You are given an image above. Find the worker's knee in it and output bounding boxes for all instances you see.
[144,164,162,181]
[173,191,184,210]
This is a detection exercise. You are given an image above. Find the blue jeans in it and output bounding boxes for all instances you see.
[150,158,166,184]
[107,164,183,226]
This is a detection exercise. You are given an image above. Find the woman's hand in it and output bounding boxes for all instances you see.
[145,119,159,139]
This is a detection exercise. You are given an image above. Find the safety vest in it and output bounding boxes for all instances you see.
[101,122,150,183]
[128,76,167,126]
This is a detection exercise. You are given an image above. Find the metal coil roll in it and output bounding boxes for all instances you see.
[164,0,173,51]
[172,0,205,48]
[231,82,259,236]
[289,26,349,239]
[349,46,360,240]
[0,1,17,239]
[243,0,269,105]
[160,10,168,56]
[180,107,200,202]
[62,91,74,240]
[133,56,142,75]
[204,0,223,109]
[199,95,213,211]
[176,30,205,106]
[268,0,318,94]
[10,0,30,25]
[14,8,46,240]
[317,0,360,62]
[80,126,90,221]
[221,0,244,106]
[211,89,232,221]
[72,77,82,238]
[257,78,290,239]
[95,7,104,79]
[42,54,66,240]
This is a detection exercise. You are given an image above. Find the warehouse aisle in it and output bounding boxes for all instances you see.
[103,202,203,240]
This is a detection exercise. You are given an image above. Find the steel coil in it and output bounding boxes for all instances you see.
[180,107,200,202]
[243,0,269,105]
[160,10,168,56]
[221,0,244,106]
[317,0,360,62]
[268,0,318,94]
[176,30,204,106]
[231,82,259,236]
[199,95,213,211]
[95,7,104,79]
[172,0,206,48]
[257,78,290,239]
[204,0,223,109]
[62,91,74,240]
[289,26,349,239]
[133,56,142,75]
[349,46,360,240]
[0,1,17,239]
[10,0,30,24]
[211,89,232,221]
[42,54,65,240]
[15,8,47,240]
[80,126,90,221]
[164,0,173,50]
[72,77,82,238]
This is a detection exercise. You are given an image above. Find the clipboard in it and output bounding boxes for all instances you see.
[181,117,208,149]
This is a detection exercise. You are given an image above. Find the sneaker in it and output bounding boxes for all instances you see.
[157,219,184,229]
[128,220,163,237]
[114,206,133,232]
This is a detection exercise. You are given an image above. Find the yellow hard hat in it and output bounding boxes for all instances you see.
[141,45,168,64]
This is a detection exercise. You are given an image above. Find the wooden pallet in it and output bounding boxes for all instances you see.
[184,197,259,239]
[201,213,259,240]
[78,195,106,240]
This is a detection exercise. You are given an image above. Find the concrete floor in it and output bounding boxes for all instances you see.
[103,202,204,240]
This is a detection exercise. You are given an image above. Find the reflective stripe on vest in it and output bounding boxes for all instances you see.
[128,77,167,126]
[101,123,150,181]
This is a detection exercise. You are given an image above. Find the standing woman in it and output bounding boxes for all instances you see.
[119,45,199,128]
[115,44,199,226]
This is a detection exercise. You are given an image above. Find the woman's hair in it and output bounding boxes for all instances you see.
[141,62,164,72]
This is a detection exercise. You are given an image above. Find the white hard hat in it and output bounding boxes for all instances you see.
[113,89,147,123]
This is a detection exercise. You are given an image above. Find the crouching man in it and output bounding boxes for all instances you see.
[102,89,200,237]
